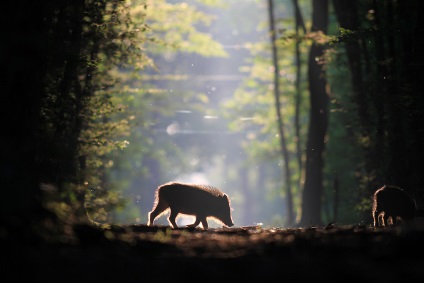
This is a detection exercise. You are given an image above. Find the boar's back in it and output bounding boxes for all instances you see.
[158,182,225,215]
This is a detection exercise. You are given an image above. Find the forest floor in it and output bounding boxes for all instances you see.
[4,222,424,282]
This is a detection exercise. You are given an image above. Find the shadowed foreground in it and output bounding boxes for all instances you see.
[3,224,424,282]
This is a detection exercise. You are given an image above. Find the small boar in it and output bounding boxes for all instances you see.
[372,185,416,227]
[148,181,234,229]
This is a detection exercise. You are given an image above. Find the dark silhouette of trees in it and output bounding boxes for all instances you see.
[330,0,424,211]
[1,1,48,235]
[0,0,138,237]
[2,0,424,236]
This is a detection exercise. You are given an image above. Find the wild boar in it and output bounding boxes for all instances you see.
[148,181,234,229]
[372,185,416,227]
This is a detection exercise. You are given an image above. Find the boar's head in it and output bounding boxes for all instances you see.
[214,194,234,227]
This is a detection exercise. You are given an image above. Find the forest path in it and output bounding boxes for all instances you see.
[4,224,424,282]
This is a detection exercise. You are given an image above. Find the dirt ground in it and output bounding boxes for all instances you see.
[3,223,424,282]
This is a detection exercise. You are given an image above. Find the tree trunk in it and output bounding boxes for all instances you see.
[267,0,295,226]
[298,0,329,227]
[398,0,424,190]
[0,1,52,234]
[383,0,406,188]
[292,0,306,194]
[332,0,368,135]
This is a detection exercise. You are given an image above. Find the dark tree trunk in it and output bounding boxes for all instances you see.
[299,0,329,227]
[292,0,306,187]
[332,0,381,200]
[332,0,368,136]
[333,174,339,222]
[267,0,295,226]
[398,0,424,190]
[381,0,406,189]
[0,1,50,233]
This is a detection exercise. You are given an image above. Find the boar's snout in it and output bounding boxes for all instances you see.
[222,216,234,227]
[221,214,234,227]
[220,194,234,227]
[216,214,234,227]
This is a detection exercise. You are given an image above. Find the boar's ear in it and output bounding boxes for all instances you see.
[223,194,228,201]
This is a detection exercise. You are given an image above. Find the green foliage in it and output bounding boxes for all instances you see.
[328,27,375,45]
[68,1,153,223]
[142,0,228,57]
[34,0,158,224]
[47,0,424,227]
[222,15,310,220]
[88,0,230,223]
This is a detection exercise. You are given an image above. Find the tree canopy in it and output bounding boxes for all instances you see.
[1,0,424,239]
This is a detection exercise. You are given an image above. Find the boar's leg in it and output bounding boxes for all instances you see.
[200,218,208,230]
[148,200,169,226]
[186,218,201,228]
[373,210,378,227]
[186,216,208,229]
[377,211,385,227]
[395,216,405,226]
[384,215,394,226]
[168,209,179,228]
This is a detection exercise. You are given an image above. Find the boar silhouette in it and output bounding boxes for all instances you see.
[148,182,234,229]
[372,185,416,227]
